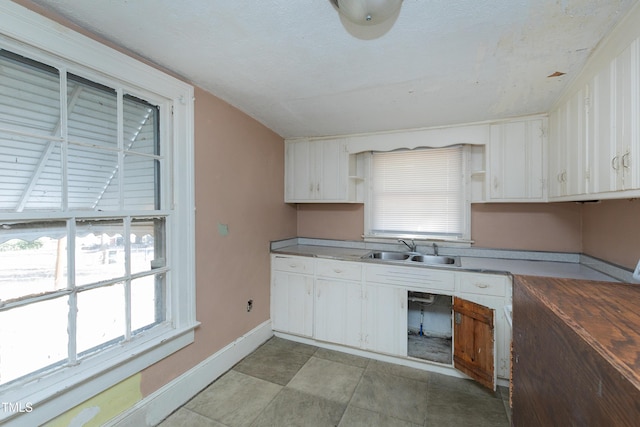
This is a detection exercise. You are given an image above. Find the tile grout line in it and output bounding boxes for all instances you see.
[335,356,371,427]
[241,343,317,427]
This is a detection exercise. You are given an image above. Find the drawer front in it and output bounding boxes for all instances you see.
[365,264,455,291]
[272,255,315,274]
[458,272,508,297]
[316,259,362,281]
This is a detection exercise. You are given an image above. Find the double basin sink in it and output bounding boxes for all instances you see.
[363,251,460,266]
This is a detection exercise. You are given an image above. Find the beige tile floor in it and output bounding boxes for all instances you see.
[158,337,511,427]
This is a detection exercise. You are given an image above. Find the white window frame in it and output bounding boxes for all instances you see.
[364,145,472,243]
[0,3,196,426]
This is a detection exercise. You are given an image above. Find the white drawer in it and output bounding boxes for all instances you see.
[316,259,362,281]
[365,264,455,291]
[272,255,315,274]
[457,272,508,297]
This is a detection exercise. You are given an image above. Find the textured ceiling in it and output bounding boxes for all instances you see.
[28,0,639,138]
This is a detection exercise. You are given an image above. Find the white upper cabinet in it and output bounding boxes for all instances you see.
[549,88,588,199]
[588,41,640,194]
[285,138,364,203]
[487,117,546,202]
[587,60,616,194]
[549,31,640,200]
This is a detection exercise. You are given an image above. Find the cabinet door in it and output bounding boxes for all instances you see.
[612,42,638,191]
[588,41,640,195]
[565,88,588,196]
[362,284,407,356]
[453,297,496,391]
[271,270,314,337]
[285,139,314,201]
[549,90,588,198]
[588,62,617,194]
[315,138,349,200]
[284,138,350,202]
[548,108,566,198]
[314,278,362,348]
[488,118,545,201]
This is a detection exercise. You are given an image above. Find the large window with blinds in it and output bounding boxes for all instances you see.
[0,49,167,384]
[0,4,195,425]
[367,146,470,240]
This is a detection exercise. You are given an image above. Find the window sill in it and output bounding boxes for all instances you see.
[0,322,199,426]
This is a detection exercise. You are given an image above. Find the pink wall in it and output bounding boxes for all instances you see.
[140,87,297,394]
[582,199,640,269]
[470,203,582,252]
[296,204,365,241]
[296,200,640,271]
[296,202,584,253]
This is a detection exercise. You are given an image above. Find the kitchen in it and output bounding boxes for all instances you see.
[1,1,640,426]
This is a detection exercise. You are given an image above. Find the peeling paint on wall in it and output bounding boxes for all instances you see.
[43,374,142,427]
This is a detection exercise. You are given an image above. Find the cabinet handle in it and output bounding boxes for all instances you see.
[622,152,630,169]
[333,268,343,273]
[316,183,320,192]
[493,176,499,189]
[476,283,489,289]
[612,156,619,171]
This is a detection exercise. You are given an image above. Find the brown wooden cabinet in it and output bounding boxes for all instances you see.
[512,275,640,426]
[453,297,495,390]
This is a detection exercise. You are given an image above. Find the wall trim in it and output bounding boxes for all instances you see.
[105,321,273,427]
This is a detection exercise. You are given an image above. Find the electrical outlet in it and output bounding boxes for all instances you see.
[633,259,640,283]
[247,299,253,312]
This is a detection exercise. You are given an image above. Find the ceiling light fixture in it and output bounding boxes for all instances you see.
[332,0,403,25]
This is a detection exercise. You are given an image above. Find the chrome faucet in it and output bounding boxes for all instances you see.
[398,239,417,252]
[432,243,439,256]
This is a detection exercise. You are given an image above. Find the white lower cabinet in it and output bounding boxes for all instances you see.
[271,255,314,337]
[314,259,407,357]
[362,284,407,356]
[314,259,363,347]
[271,254,512,390]
[314,278,362,347]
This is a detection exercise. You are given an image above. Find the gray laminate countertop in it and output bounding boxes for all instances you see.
[272,245,619,282]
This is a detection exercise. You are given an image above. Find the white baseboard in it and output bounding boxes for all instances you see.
[106,320,273,427]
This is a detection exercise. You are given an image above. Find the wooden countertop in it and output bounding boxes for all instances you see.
[514,275,640,390]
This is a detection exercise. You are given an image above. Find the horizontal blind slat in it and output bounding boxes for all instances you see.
[371,146,463,236]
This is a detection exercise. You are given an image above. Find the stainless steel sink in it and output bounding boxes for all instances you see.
[367,251,411,261]
[410,254,457,265]
[364,251,459,266]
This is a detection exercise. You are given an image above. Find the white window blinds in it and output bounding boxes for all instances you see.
[370,146,465,238]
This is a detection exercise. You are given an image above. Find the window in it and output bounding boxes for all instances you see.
[0,4,195,425]
[366,146,470,240]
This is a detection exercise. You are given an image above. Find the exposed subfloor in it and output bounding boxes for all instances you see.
[158,336,511,427]
[407,332,452,365]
